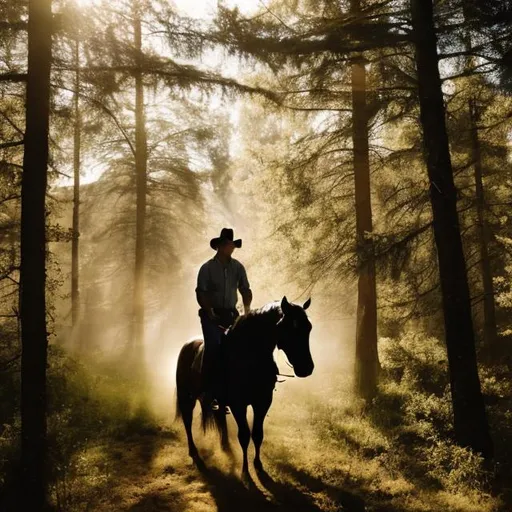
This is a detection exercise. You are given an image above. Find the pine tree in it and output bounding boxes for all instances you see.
[71,36,81,331]
[409,0,493,458]
[350,0,379,399]
[20,0,52,506]
[131,0,148,364]
[209,0,416,397]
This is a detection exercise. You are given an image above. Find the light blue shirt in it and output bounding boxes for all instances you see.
[196,256,251,309]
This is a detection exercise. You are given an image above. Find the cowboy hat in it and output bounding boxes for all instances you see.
[210,228,242,250]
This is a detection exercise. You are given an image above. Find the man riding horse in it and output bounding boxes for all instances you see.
[179,242,313,476]
[195,228,252,410]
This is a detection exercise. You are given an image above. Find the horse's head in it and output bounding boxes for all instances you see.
[276,296,314,378]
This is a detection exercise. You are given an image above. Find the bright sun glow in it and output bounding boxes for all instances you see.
[55,0,258,189]
[173,0,259,18]
[73,0,102,7]
[73,0,259,13]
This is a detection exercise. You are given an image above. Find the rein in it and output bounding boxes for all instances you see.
[276,354,295,381]
[277,373,295,383]
[222,304,301,383]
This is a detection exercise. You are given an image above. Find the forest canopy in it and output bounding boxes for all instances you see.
[0,0,511,511]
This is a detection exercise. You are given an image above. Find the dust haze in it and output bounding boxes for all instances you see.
[4,0,512,510]
[50,170,356,418]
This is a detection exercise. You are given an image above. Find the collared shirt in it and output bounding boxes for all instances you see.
[196,256,251,309]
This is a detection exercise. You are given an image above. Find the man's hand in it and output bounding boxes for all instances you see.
[207,308,220,322]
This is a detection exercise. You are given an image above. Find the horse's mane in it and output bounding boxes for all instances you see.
[227,301,282,343]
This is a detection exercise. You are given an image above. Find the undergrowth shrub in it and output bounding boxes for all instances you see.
[1,344,162,511]
[425,439,487,493]
[377,334,489,495]
[380,332,448,395]
[308,333,493,499]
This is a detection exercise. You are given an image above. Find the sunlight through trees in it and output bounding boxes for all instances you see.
[0,0,511,510]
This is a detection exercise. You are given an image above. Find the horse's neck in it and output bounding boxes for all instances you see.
[226,306,281,358]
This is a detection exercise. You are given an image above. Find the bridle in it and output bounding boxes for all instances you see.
[275,317,297,380]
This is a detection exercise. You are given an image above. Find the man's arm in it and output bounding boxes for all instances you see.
[240,289,253,315]
[238,263,252,315]
[196,291,214,314]
[196,264,217,319]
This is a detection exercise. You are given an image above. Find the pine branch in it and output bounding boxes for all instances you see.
[0,73,27,82]
[53,83,136,157]
[0,140,24,149]
[0,111,24,136]
[0,22,27,31]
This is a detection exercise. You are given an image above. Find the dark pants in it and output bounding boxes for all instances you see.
[199,308,238,399]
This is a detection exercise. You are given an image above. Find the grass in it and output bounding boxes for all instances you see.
[2,333,512,512]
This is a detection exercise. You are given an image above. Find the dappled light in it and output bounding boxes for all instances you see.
[1,0,512,511]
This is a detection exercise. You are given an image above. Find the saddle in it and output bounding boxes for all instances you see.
[212,308,239,331]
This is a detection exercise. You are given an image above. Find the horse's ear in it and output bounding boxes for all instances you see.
[303,298,311,310]
[281,296,291,314]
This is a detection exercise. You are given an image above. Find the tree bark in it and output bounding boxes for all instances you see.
[461,4,499,358]
[351,0,379,400]
[132,2,147,361]
[72,39,81,331]
[410,0,493,458]
[20,0,52,507]
[469,100,498,356]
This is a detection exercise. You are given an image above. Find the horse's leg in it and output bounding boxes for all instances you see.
[252,395,272,473]
[230,404,250,477]
[179,392,199,460]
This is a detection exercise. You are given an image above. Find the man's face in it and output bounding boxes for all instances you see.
[218,240,235,257]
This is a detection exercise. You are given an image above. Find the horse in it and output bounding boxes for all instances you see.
[175,296,314,478]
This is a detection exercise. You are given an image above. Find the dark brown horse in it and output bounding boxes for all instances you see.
[176,296,314,477]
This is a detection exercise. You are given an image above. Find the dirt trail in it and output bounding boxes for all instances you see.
[82,373,495,512]
[91,426,365,512]
[72,344,504,512]
[90,375,369,512]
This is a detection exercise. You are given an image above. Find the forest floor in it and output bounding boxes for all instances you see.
[64,367,509,512]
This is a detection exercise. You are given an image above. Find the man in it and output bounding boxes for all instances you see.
[196,228,252,409]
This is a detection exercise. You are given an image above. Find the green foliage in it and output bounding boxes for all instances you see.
[380,334,449,396]
[424,440,488,494]
[0,345,164,509]
[302,346,498,509]
[374,333,501,497]
[46,345,166,509]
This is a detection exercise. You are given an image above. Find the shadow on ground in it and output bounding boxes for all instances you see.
[193,452,366,512]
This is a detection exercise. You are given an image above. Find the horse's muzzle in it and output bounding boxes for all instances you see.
[294,362,314,378]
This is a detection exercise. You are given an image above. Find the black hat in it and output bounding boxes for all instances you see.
[210,228,242,250]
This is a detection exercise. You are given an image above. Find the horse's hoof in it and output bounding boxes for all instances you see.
[241,470,253,488]
[254,459,263,473]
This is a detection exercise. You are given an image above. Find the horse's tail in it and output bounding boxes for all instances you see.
[200,399,216,432]
[174,387,181,422]
[198,385,229,448]
[200,401,230,452]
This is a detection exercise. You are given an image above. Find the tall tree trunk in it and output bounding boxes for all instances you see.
[72,39,81,332]
[132,3,147,363]
[351,0,379,400]
[461,6,499,358]
[410,0,493,458]
[469,100,498,357]
[20,0,52,507]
